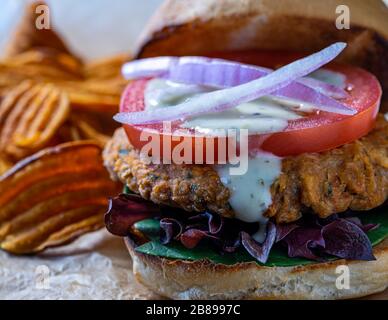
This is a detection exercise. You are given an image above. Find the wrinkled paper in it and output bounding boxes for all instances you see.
[0,230,161,300]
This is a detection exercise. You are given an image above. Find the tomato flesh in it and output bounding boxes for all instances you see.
[120,51,382,160]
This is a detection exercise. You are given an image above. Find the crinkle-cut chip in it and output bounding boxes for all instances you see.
[0,81,70,159]
[35,214,105,252]
[0,51,82,99]
[0,206,105,254]
[84,54,130,80]
[59,79,126,113]
[3,48,83,79]
[0,141,109,205]
[69,116,110,147]
[0,63,80,82]
[0,141,121,254]
[56,111,117,145]
[0,155,12,176]
[55,121,83,143]
[80,78,128,96]
[67,90,120,112]
[0,80,34,125]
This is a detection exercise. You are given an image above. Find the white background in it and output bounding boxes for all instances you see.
[0,0,163,60]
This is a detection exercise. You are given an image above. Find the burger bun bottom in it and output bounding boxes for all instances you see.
[125,237,388,300]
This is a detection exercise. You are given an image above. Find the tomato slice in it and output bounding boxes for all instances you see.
[120,51,382,161]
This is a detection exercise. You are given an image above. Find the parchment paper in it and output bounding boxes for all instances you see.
[0,230,161,300]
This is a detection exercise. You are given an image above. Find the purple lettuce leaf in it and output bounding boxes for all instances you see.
[180,229,218,249]
[222,237,241,253]
[187,212,224,234]
[276,223,299,242]
[105,194,160,236]
[322,219,376,261]
[105,194,379,263]
[160,218,183,244]
[240,222,277,264]
[344,217,380,233]
[283,227,325,260]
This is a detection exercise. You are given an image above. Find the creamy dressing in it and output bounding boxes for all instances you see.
[144,70,345,135]
[385,113,388,122]
[309,69,346,87]
[145,79,211,110]
[142,73,342,232]
[215,152,282,242]
[144,79,287,230]
[144,78,304,134]
[181,99,301,134]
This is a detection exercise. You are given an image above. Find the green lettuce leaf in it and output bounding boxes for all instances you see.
[134,209,388,267]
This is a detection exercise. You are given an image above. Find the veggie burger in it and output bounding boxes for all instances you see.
[103,0,388,299]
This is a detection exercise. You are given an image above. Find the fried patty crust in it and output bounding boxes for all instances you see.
[103,116,388,223]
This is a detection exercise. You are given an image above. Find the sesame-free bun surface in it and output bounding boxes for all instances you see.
[126,237,388,300]
[135,0,388,105]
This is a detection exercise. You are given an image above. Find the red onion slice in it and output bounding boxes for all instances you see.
[299,77,346,99]
[165,57,348,99]
[115,43,352,125]
[123,58,349,115]
[161,61,351,114]
[122,55,352,115]
[122,56,347,98]
[123,54,349,100]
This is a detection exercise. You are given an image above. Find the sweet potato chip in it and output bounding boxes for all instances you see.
[59,79,126,113]
[0,81,70,159]
[0,155,12,176]
[84,54,130,80]
[0,141,121,254]
[4,49,83,80]
[65,88,120,112]
[69,117,110,147]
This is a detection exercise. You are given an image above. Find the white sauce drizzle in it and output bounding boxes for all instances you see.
[145,78,308,134]
[142,75,335,232]
[215,152,282,242]
[309,69,347,87]
[143,79,286,231]
[145,79,211,110]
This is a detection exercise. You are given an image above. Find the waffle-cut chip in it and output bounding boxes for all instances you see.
[0,80,34,126]
[0,62,80,83]
[3,48,83,79]
[0,141,121,254]
[0,81,70,159]
[80,78,128,96]
[56,111,117,145]
[70,117,110,147]
[0,49,82,98]
[0,155,12,176]
[59,79,126,113]
[56,122,83,143]
[84,54,130,80]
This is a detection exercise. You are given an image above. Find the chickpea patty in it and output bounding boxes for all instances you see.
[103,116,388,223]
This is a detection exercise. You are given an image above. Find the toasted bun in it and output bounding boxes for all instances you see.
[125,0,388,299]
[135,0,388,109]
[126,237,388,300]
